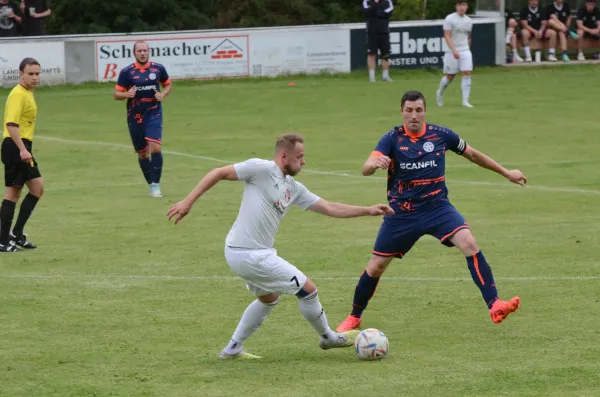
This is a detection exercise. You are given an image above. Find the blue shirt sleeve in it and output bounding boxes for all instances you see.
[444,129,468,155]
[159,64,171,86]
[116,68,130,91]
[372,132,394,157]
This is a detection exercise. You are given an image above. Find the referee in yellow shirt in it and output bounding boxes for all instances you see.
[0,57,44,253]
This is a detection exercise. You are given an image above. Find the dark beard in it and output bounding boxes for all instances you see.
[284,164,298,176]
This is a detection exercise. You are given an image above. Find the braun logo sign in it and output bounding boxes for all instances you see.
[390,32,449,55]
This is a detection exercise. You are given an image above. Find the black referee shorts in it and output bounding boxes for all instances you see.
[367,32,391,58]
[1,137,41,187]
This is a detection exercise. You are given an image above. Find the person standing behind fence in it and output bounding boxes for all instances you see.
[363,0,394,83]
[0,0,22,37]
[20,0,51,36]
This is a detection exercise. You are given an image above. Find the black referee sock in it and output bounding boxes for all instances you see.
[12,193,39,237]
[0,199,16,245]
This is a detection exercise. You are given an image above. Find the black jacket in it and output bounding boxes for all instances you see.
[363,0,394,34]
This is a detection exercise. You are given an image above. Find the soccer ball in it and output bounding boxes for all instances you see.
[354,328,389,361]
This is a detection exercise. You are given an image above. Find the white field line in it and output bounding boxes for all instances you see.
[38,136,600,196]
[0,274,599,282]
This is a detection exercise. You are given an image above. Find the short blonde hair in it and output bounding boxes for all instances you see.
[275,133,304,152]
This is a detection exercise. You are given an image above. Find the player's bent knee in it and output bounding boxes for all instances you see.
[137,151,150,160]
[446,74,456,80]
[4,187,21,202]
[452,231,479,256]
[258,293,280,304]
[149,142,161,154]
[296,277,317,297]
[366,255,393,277]
[509,19,517,28]
[26,178,44,197]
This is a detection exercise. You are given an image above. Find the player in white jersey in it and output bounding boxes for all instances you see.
[437,0,474,108]
[168,133,394,360]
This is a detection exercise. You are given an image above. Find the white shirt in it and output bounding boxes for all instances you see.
[443,12,473,53]
[225,158,320,250]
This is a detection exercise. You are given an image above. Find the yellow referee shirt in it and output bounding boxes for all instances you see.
[3,84,38,141]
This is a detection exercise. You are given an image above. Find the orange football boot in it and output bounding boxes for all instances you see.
[336,315,362,332]
[489,296,521,324]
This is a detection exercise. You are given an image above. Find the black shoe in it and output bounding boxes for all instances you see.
[0,241,20,252]
[10,232,37,249]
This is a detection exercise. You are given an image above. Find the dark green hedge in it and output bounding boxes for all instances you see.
[45,0,476,35]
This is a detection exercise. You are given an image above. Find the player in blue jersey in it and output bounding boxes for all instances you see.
[337,90,527,332]
[114,41,172,198]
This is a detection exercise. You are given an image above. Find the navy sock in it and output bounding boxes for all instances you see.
[467,251,498,309]
[350,270,380,318]
[138,158,152,184]
[150,152,163,184]
[0,199,16,245]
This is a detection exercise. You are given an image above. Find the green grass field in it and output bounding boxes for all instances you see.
[1,65,599,397]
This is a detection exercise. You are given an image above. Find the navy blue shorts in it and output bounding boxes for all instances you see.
[373,201,469,258]
[128,114,163,152]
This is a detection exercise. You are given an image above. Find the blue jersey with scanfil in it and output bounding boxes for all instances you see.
[115,62,171,122]
[372,123,467,213]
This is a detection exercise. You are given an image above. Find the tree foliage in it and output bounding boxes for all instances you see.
[45,0,476,35]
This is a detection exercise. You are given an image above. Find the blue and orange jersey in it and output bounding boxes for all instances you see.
[372,123,468,213]
[115,62,171,120]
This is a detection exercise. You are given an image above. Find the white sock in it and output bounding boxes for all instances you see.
[224,298,279,354]
[505,30,513,44]
[297,290,337,340]
[524,46,531,58]
[369,69,375,80]
[513,49,518,56]
[382,69,389,79]
[438,76,451,95]
[549,48,555,55]
[461,76,472,103]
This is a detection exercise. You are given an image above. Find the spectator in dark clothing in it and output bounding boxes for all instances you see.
[0,0,21,37]
[20,0,50,36]
[363,0,394,82]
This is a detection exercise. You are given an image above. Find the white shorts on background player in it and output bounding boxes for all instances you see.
[223,158,320,297]
[443,50,473,74]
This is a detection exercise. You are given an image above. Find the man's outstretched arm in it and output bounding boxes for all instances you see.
[461,146,527,186]
[168,165,239,224]
[307,199,394,218]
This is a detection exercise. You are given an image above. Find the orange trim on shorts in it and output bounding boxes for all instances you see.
[372,250,403,258]
[135,145,149,153]
[145,138,162,144]
[440,225,470,242]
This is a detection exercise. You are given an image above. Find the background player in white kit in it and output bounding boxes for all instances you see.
[168,133,394,360]
[437,0,474,108]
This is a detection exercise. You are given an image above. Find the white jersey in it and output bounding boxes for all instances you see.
[443,12,473,53]
[225,158,320,250]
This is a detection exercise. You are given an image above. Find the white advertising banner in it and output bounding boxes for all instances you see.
[95,35,250,82]
[95,29,350,82]
[0,41,66,87]
[249,29,350,77]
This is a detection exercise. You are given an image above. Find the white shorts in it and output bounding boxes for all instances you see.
[224,246,307,296]
[443,50,473,74]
